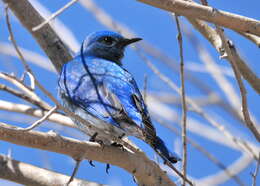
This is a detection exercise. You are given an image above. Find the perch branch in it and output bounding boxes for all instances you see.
[0,122,176,186]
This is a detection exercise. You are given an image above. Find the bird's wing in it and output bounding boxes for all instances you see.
[102,66,157,138]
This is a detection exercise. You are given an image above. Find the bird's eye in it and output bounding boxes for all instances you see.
[100,36,116,46]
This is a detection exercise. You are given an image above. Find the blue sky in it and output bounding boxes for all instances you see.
[0,0,259,185]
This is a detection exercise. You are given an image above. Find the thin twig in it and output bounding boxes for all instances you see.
[154,117,245,186]
[186,16,260,94]
[0,72,51,110]
[237,31,260,48]
[165,160,194,186]
[23,71,35,90]
[18,106,57,131]
[143,74,148,104]
[32,0,79,31]
[0,83,46,110]
[251,153,260,186]
[216,27,260,142]
[174,15,188,186]
[66,159,82,186]
[134,46,258,159]
[0,100,74,128]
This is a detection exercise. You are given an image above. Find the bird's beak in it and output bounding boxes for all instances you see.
[121,37,142,47]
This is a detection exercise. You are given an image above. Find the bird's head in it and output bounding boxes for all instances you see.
[82,31,142,65]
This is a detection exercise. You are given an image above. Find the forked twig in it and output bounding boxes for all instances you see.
[32,0,79,31]
[66,159,82,186]
[18,106,57,131]
[215,27,260,142]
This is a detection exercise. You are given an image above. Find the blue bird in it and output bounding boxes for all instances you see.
[58,31,181,164]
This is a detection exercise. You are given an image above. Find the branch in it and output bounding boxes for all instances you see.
[134,48,258,159]
[32,0,79,31]
[216,28,260,142]
[0,154,103,186]
[0,122,176,186]
[186,18,260,94]
[137,0,260,37]
[174,15,188,186]
[0,72,51,110]
[0,83,48,110]
[0,100,74,128]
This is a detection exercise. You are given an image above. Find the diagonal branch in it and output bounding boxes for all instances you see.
[186,18,260,94]
[216,28,260,142]
[137,0,260,37]
[174,15,188,186]
[0,122,176,186]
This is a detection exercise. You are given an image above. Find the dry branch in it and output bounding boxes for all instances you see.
[137,0,260,37]
[186,18,260,94]
[174,15,188,186]
[0,100,74,128]
[0,122,176,186]
[0,154,103,186]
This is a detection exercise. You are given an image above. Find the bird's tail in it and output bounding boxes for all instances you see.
[150,136,181,164]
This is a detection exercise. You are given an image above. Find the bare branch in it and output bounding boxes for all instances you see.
[174,15,188,186]
[251,153,260,186]
[66,160,82,186]
[0,72,51,110]
[186,18,260,94]
[32,0,79,31]
[0,122,176,186]
[0,100,74,128]
[216,27,260,142]
[134,48,258,159]
[0,154,103,186]
[155,117,245,186]
[18,106,58,131]
[237,32,260,47]
[0,83,47,110]
[137,0,260,36]
[197,153,252,186]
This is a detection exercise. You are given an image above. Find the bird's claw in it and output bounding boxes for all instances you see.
[106,163,110,174]
[111,142,125,151]
[88,160,95,167]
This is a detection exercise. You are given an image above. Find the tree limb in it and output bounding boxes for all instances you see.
[0,122,176,186]
[137,0,260,37]
[186,18,260,94]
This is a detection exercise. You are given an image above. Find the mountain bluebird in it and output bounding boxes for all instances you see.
[58,31,181,164]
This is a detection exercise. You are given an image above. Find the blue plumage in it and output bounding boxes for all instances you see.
[58,31,181,164]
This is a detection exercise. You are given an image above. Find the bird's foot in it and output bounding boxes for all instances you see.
[89,132,98,142]
[110,142,125,151]
[88,160,95,167]
[118,133,125,139]
[106,163,110,174]
[96,140,105,150]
